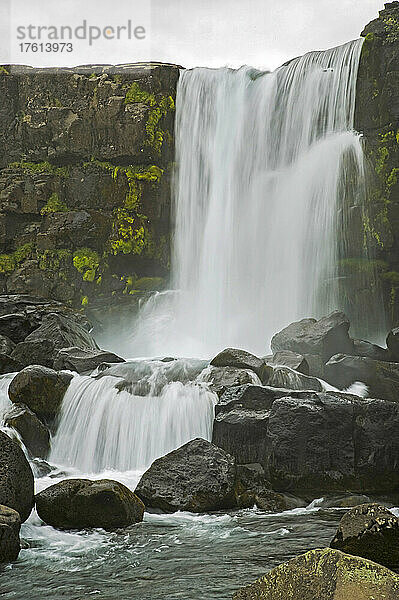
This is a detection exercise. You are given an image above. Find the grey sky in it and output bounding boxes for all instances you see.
[3,0,385,70]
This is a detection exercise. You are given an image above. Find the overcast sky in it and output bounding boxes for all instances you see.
[2,0,385,70]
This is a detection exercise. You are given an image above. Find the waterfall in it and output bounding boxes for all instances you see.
[50,359,217,474]
[128,38,375,359]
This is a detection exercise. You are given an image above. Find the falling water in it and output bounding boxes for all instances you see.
[50,359,217,473]
[128,39,372,358]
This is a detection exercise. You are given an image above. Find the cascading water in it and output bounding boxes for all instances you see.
[126,38,380,359]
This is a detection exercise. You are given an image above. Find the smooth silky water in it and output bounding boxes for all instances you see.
[1,39,389,599]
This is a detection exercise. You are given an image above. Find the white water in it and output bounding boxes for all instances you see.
[125,39,367,359]
[50,359,217,474]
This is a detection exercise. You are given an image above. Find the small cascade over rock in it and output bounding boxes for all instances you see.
[50,359,217,474]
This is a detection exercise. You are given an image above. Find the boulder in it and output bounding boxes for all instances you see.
[0,505,21,563]
[267,367,322,392]
[0,354,22,375]
[271,311,354,362]
[330,503,399,568]
[8,365,73,421]
[36,479,144,530]
[135,438,237,512]
[270,351,309,375]
[0,430,34,522]
[303,354,325,379]
[325,354,399,402]
[11,339,55,369]
[24,312,98,352]
[205,366,258,397]
[0,335,16,356]
[320,494,371,509]
[4,403,50,458]
[53,346,125,374]
[387,327,399,361]
[210,348,272,384]
[235,464,288,511]
[0,313,35,343]
[233,548,399,600]
[354,338,391,362]
[214,389,399,494]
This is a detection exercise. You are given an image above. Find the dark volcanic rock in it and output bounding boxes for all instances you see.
[354,338,391,362]
[0,335,16,356]
[11,339,55,369]
[235,463,288,511]
[0,314,35,343]
[0,354,22,374]
[330,503,399,568]
[8,365,72,421]
[210,348,272,384]
[0,505,21,563]
[270,350,309,375]
[0,430,34,522]
[267,367,322,391]
[271,311,354,362]
[205,366,258,397]
[53,346,125,374]
[135,438,237,513]
[24,312,98,352]
[233,548,399,600]
[325,354,399,401]
[36,478,144,530]
[387,327,399,361]
[303,353,325,379]
[4,403,50,458]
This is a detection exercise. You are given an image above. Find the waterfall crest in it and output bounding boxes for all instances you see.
[128,39,374,358]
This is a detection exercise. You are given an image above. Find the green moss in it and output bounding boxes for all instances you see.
[9,161,69,178]
[339,258,389,275]
[0,243,34,274]
[382,270,399,286]
[40,192,69,215]
[81,295,89,307]
[0,66,9,75]
[73,248,100,282]
[124,81,156,106]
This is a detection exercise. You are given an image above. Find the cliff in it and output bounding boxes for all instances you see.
[355,1,399,325]
[0,63,180,310]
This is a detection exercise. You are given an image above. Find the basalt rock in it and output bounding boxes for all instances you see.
[270,311,354,362]
[0,430,34,522]
[0,313,35,343]
[24,312,98,352]
[11,339,55,369]
[0,505,21,563]
[205,366,258,398]
[234,463,288,511]
[135,438,237,513]
[269,351,309,375]
[36,478,144,530]
[4,403,50,458]
[324,353,399,402]
[53,346,125,374]
[233,548,399,600]
[387,327,399,361]
[0,354,22,374]
[330,503,399,568]
[0,334,15,356]
[8,365,72,421]
[267,367,322,392]
[353,338,392,362]
[210,348,272,384]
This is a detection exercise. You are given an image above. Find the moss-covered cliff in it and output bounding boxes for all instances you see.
[355,1,399,325]
[0,63,180,309]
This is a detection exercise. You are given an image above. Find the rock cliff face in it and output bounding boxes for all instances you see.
[0,63,180,310]
[355,1,399,326]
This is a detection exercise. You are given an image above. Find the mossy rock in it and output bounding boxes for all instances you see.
[233,548,399,599]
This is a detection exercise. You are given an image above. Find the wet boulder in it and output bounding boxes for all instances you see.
[233,548,399,600]
[303,354,325,379]
[0,335,16,356]
[271,311,354,362]
[235,463,288,511]
[4,403,50,458]
[330,503,399,568]
[53,346,125,374]
[205,366,258,397]
[325,354,399,402]
[353,338,391,362]
[24,312,98,352]
[0,354,22,375]
[210,348,272,384]
[0,505,21,563]
[36,479,144,530]
[135,438,237,513]
[8,365,73,421]
[11,339,56,369]
[267,367,322,391]
[269,350,309,375]
[0,313,35,344]
[387,327,399,361]
[0,430,34,522]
